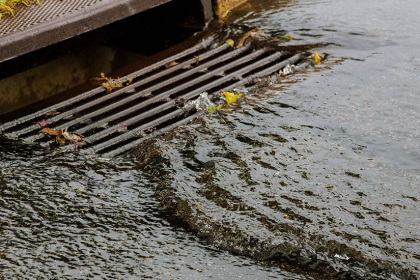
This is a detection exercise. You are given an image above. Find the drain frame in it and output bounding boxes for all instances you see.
[0,36,312,157]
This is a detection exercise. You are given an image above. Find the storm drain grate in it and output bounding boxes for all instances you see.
[0,37,311,157]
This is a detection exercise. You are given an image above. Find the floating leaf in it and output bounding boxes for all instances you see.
[314,50,322,65]
[225,39,234,47]
[280,35,294,41]
[208,105,223,113]
[167,61,179,67]
[39,127,59,136]
[39,128,84,146]
[222,91,243,104]
[237,29,264,48]
[37,119,48,127]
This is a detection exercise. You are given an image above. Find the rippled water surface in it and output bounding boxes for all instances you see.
[1,0,420,279]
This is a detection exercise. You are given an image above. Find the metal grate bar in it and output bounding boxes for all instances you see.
[99,53,306,157]
[101,111,205,158]
[85,108,186,153]
[0,36,214,134]
[0,37,313,157]
[24,47,265,143]
[84,51,290,152]
[81,50,287,144]
[8,40,228,139]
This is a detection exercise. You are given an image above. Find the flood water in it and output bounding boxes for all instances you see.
[1,0,420,279]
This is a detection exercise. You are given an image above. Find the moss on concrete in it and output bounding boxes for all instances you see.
[0,0,40,19]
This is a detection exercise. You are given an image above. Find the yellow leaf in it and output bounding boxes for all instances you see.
[208,105,223,113]
[314,50,322,65]
[225,39,234,47]
[222,91,243,104]
[280,35,294,41]
[168,61,178,67]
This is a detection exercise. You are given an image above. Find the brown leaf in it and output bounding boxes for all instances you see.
[166,61,179,68]
[40,128,84,146]
[45,111,60,117]
[102,82,114,93]
[39,127,59,136]
[237,29,264,48]
[126,77,133,86]
[60,128,84,142]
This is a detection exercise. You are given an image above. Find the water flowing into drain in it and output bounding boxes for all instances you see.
[0,37,310,157]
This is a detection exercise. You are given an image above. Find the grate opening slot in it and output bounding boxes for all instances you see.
[206,50,261,71]
[97,110,196,155]
[102,112,204,157]
[85,106,182,148]
[83,51,289,148]
[168,76,225,100]
[24,46,261,142]
[0,37,215,134]
[243,54,302,78]
[224,52,288,76]
[152,72,207,95]
[87,107,191,153]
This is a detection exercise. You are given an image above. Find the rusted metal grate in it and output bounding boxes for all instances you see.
[0,37,310,157]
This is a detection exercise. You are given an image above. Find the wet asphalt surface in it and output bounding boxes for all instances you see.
[1,0,420,279]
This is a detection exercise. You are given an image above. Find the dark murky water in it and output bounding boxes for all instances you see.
[1,0,420,279]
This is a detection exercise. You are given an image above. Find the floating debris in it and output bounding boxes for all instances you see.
[208,105,223,113]
[183,92,223,113]
[237,29,264,48]
[126,77,133,86]
[334,254,350,260]
[45,111,60,117]
[166,61,179,68]
[39,128,84,146]
[222,91,243,104]
[225,39,234,47]
[279,64,296,76]
[314,50,322,65]
[118,122,128,132]
[190,92,214,111]
[280,35,294,41]
[90,73,132,93]
[36,119,48,127]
